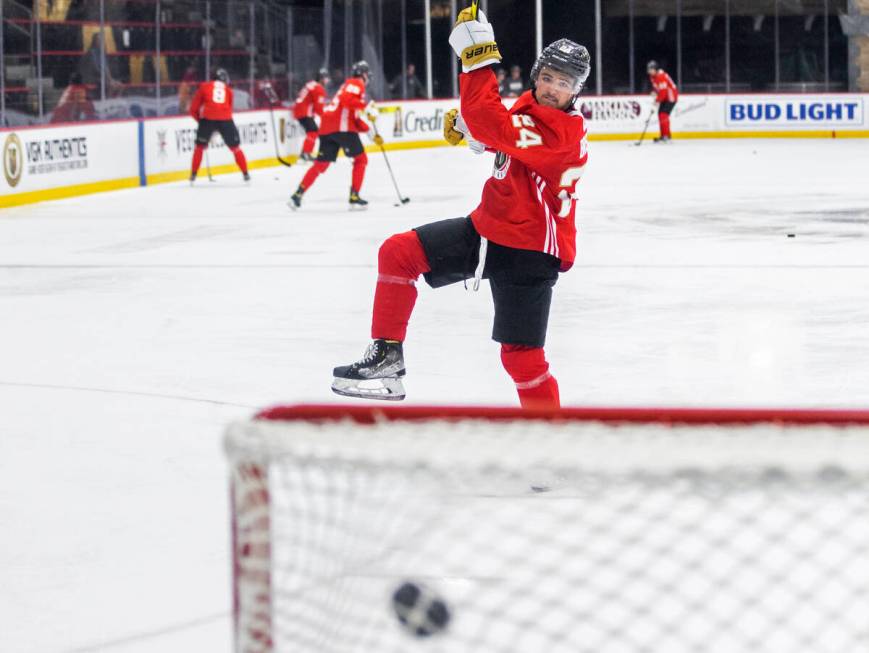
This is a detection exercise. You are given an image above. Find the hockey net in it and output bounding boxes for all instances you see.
[225,405,869,653]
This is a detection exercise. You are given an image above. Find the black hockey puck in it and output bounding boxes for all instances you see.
[392,581,450,638]
[787,233,795,238]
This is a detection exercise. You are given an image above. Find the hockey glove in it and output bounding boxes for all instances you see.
[365,101,379,123]
[445,108,487,154]
[444,108,464,146]
[449,9,502,73]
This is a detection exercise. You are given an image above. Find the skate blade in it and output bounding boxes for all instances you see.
[331,376,405,401]
[348,204,368,212]
[287,201,300,211]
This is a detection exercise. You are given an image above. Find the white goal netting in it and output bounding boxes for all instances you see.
[225,405,869,653]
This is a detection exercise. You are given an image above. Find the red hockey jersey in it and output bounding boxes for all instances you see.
[319,77,370,135]
[460,68,588,271]
[649,69,678,103]
[292,81,327,119]
[190,80,234,121]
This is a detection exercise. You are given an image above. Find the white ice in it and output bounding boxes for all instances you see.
[2,138,868,652]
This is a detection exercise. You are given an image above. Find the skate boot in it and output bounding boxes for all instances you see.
[288,186,304,211]
[299,152,314,163]
[332,339,406,400]
[243,172,251,182]
[349,188,369,211]
[189,172,196,186]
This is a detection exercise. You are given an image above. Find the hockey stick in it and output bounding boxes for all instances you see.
[371,122,410,206]
[634,105,656,146]
[263,82,294,168]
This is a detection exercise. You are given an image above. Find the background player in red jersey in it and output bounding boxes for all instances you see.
[189,68,250,183]
[288,60,382,210]
[330,9,590,409]
[293,68,330,162]
[647,60,678,143]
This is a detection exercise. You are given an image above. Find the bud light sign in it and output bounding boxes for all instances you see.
[725,98,863,128]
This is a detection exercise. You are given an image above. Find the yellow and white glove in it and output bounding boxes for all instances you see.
[444,108,486,154]
[444,108,464,146]
[448,8,502,73]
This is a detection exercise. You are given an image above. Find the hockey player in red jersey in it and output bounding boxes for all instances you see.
[288,60,382,210]
[293,68,330,162]
[647,60,678,143]
[331,8,590,409]
[189,68,250,183]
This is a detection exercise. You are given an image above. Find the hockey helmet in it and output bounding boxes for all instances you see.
[214,68,230,84]
[352,60,370,78]
[530,39,591,107]
[318,67,330,82]
[646,60,659,73]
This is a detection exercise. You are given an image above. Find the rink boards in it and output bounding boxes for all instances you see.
[2,92,868,208]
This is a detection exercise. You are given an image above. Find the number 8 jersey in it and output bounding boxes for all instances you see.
[190,80,235,121]
[460,67,588,271]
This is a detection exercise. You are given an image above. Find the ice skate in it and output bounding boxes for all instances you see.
[189,173,196,186]
[299,152,315,163]
[349,189,369,211]
[288,187,304,211]
[243,172,251,182]
[331,339,406,400]
[653,135,672,144]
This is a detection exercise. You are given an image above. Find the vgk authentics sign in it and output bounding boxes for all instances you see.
[22,134,89,176]
[1,122,138,196]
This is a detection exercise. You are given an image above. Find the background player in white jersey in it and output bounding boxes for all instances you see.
[331,7,590,409]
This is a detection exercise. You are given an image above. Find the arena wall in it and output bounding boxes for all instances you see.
[3,93,868,208]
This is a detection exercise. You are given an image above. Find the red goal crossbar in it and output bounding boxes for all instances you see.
[256,404,869,426]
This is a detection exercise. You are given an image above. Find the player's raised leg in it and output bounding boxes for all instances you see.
[332,230,430,400]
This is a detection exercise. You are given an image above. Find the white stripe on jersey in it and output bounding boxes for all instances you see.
[533,174,559,259]
[532,174,552,255]
[339,108,349,132]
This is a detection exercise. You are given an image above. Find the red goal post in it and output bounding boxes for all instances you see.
[225,404,869,653]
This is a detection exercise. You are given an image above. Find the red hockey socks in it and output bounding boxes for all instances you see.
[351,152,368,193]
[230,146,249,174]
[300,160,330,190]
[191,144,205,175]
[659,111,671,138]
[371,231,430,342]
[500,344,561,409]
[302,131,317,155]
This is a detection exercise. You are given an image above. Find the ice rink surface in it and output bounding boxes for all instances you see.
[2,138,869,651]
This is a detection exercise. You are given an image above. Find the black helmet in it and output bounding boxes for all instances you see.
[352,60,370,77]
[530,39,591,108]
[646,60,659,72]
[214,68,230,83]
